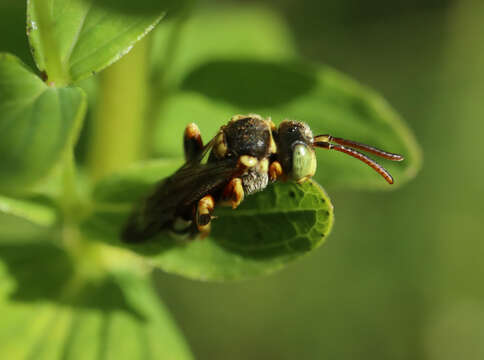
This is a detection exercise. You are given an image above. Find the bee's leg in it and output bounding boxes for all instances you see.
[184,123,204,162]
[196,195,215,237]
[269,161,283,182]
[222,178,245,209]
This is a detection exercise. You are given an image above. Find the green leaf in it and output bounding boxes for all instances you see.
[93,0,190,15]
[82,160,334,281]
[152,6,421,190]
[0,195,57,228]
[0,53,86,189]
[0,238,193,359]
[151,5,297,88]
[27,0,164,85]
[0,191,58,243]
[0,213,51,244]
[0,1,35,69]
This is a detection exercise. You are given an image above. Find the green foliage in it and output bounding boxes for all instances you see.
[0,195,57,227]
[0,236,192,359]
[0,53,86,189]
[93,0,190,15]
[83,160,333,280]
[27,0,164,85]
[0,1,420,358]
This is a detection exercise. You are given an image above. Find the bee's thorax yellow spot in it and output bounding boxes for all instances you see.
[239,155,258,168]
[214,132,227,158]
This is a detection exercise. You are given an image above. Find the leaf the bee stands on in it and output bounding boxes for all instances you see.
[84,111,408,280]
[83,159,334,281]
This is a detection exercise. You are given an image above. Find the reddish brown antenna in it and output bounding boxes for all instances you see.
[313,134,404,184]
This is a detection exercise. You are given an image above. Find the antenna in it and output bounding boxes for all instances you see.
[313,134,404,184]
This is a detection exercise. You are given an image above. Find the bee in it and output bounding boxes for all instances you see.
[122,114,403,243]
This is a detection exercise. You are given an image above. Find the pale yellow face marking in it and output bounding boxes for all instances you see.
[292,144,317,181]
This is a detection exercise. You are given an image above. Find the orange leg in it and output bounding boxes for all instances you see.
[184,123,203,162]
[269,161,283,182]
[196,195,215,237]
[222,178,245,209]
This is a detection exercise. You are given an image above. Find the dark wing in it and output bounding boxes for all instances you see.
[122,156,240,242]
[183,134,217,167]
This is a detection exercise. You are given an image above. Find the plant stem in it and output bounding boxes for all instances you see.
[61,150,81,220]
[30,0,70,85]
[88,38,150,180]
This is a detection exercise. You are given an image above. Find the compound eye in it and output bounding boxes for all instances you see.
[292,143,316,182]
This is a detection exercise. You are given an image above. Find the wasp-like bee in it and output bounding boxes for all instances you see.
[122,114,403,242]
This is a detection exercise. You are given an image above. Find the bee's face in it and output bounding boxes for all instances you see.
[276,120,317,183]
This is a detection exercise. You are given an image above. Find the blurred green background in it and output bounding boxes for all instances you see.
[2,0,483,359]
[153,0,484,359]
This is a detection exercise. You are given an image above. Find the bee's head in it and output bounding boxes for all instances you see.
[275,120,317,183]
[276,120,405,185]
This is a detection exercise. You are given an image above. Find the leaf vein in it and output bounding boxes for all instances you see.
[63,3,92,67]
[68,19,148,70]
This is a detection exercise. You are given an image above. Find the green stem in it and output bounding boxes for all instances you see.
[61,150,80,219]
[30,0,70,85]
[88,38,150,180]
[59,148,86,266]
